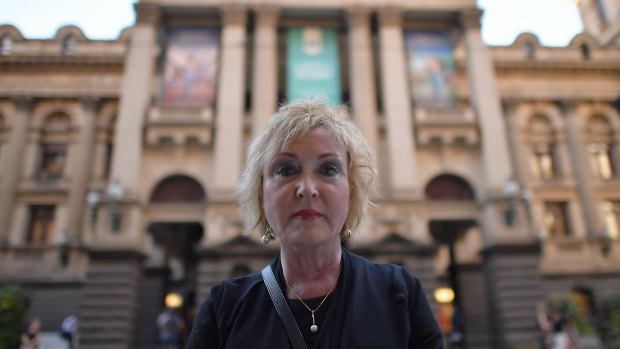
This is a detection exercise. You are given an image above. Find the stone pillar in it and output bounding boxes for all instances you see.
[461,9,513,245]
[347,6,378,150]
[65,98,100,241]
[377,7,417,199]
[105,3,160,245]
[503,101,528,186]
[0,96,33,244]
[213,5,247,198]
[251,5,279,139]
[563,101,603,237]
[109,3,159,193]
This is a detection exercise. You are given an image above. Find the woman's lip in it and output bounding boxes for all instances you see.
[293,209,322,220]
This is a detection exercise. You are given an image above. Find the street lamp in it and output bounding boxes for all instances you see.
[86,188,102,228]
[503,178,520,227]
[57,230,69,267]
[106,180,124,233]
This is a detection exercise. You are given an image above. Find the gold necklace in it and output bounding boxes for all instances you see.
[284,261,342,333]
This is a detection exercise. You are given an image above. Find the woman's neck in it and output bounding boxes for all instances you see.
[280,243,342,299]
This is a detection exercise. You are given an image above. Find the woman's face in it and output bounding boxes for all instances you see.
[263,127,350,249]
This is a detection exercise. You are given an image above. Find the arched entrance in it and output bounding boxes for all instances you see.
[139,175,206,348]
[426,174,488,348]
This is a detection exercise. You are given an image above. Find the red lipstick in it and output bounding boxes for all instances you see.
[292,209,322,220]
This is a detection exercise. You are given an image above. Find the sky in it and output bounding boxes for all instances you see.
[0,0,584,47]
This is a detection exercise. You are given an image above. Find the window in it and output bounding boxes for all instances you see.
[524,42,535,59]
[62,36,76,55]
[1,35,12,55]
[26,205,55,244]
[530,143,556,180]
[602,201,620,240]
[39,144,67,181]
[544,201,570,237]
[581,44,591,60]
[588,143,613,179]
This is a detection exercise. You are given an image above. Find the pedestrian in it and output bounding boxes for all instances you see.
[157,307,184,349]
[60,312,79,348]
[21,318,42,349]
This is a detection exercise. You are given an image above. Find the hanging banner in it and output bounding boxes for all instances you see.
[286,27,342,104]
[162,27,219,107]
[404,30,458,106]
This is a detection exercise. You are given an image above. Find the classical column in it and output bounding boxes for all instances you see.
[461,9,514,245]
[65,97,100,241]
[251,5,279,139]
[213,5,247,197]
[563,101,603,237]
[347,6,378,150]
[503,101,528,185]
[0,96,33,244]
[109,3,159,193]
[377,7,417,198]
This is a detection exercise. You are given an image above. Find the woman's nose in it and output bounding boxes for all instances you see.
[296,172,318,198]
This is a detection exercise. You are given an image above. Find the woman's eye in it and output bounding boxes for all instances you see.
[272,163,298,177]
[320,162,341,176]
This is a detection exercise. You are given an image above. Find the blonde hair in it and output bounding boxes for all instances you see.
[236,98,376,238]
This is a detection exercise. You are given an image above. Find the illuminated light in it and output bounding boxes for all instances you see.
[165,293,183,308]
[434,287,455,304]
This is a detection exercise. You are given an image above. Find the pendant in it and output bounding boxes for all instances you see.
[310,311,318,332]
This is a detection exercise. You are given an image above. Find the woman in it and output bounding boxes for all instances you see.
[21,318,42,349]
[187,99,443,348]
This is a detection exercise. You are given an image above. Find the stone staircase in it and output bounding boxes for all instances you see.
[79,253,143,349]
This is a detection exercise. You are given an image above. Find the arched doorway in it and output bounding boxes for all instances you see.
[140,175,206,348]
[426,174,483,348]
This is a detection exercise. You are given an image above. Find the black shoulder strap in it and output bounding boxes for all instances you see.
[261,266,308,349]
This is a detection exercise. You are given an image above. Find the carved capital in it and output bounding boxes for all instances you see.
[346,6,371,28]
[221,4,248,27]
[134,2,161,24]
[460,8,483,29]
[253,5,280,27]
[13,96,34,112]
[378,6,403,28]
[80,96,102,112]
[558,99,581,115]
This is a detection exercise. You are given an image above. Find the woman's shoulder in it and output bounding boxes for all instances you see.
[210,271,264,298]
[344,249,417,283]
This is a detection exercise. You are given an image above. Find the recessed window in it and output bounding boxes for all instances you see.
[62,35,76,55]
[530,143,556,180]
[581,44,591,60]
[39,144,67,181]
[602,201,620,240]
[544,201,570,237]
[588,142,613,179]
[26,205,55,244]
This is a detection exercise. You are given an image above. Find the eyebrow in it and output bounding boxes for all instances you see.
[274,152,343,160]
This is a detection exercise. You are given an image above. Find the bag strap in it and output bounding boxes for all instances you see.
[262,266,308,349]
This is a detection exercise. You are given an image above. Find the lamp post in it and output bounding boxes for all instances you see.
[57,230,69,267]
[106,180,124,233]
[86,188,102,228]
[503,178,520,227]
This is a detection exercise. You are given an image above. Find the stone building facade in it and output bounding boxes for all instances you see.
[1,0,620,348]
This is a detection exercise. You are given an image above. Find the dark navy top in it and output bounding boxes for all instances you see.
[186,249,444,349]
